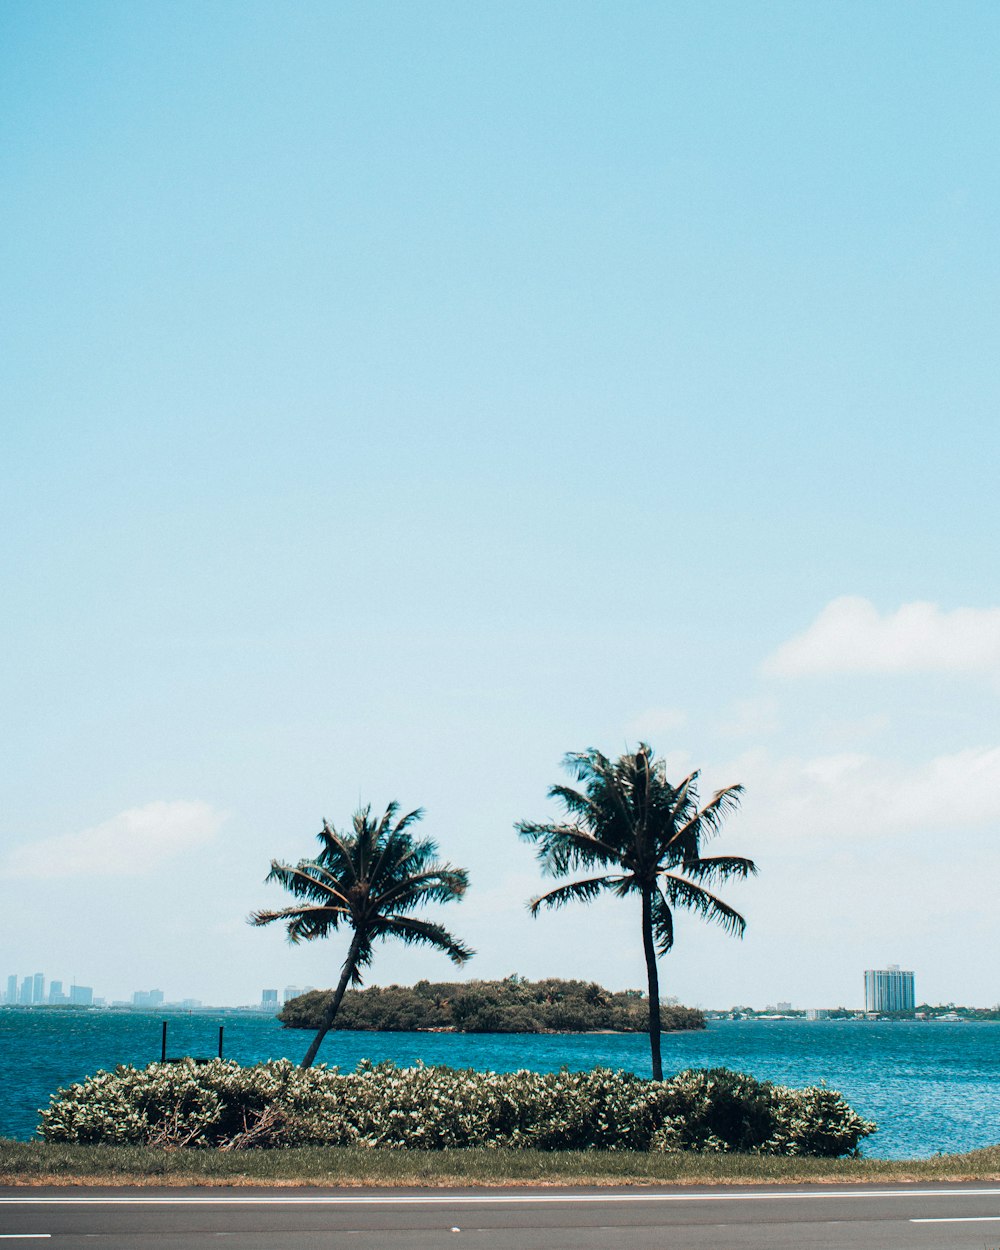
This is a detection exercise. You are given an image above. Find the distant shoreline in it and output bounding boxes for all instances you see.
[363,1025,699,1036]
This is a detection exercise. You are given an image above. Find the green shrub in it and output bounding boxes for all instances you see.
[38,1061,875,1157]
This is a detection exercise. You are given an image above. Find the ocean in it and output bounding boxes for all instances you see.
[1,1009,996,1159]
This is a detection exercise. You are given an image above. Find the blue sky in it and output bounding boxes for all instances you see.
[3,1,999,1010]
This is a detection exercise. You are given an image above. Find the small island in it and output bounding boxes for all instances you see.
[278,976,705,1034]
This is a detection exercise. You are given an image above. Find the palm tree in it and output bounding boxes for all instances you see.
[250,802,473,1068]
[517,744,757,1081]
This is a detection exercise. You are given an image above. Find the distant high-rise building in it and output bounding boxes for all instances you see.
[282,985,301,1004]
[132,989,165,1008]
[864,965,915,1013]
[19,976,33,1005]
[70,985,93,1006]
[49,980,65,1004]
[261,989,278,1010]
[32,973,44,1004]
[5,975,16,1005]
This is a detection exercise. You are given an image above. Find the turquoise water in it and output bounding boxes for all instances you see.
[2,1008,997,1158]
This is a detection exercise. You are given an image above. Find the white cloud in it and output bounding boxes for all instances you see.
[0,800,227,879]
[732,744,1000,842]
[762,597,1000,677]
[712,744,1000,1002]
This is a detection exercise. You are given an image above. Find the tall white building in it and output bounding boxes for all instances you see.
[864,965,915,1013]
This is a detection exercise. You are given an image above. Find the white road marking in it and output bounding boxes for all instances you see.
[911,1216,1000,1223]
[1,1188,999,1206]
[0,1237,52,1240]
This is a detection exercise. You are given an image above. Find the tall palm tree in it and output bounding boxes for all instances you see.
[517,744,757,1081]
[250,802,473,1068]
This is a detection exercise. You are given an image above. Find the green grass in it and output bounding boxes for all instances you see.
[3,1139,1000,1187]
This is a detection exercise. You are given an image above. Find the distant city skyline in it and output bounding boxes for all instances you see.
[0,968,317,1011]
[7,965,995,1016]
[1,971,94,1008]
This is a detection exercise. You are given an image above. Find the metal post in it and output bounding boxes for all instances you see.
[161,1020,167,1063]
[218,1026,224,1059]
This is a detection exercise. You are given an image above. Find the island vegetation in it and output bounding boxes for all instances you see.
[278,976,705,1034]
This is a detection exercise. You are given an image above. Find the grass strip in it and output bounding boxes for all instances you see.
[3,1140,1000,1187]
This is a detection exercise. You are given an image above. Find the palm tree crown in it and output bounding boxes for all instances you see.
[517,743,757,1080]
[250,802,473,1067]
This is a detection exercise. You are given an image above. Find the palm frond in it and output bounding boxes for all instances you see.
[658,772,698,848]
[611,874,641,898]
[650,889,675,954]
[389,805,425,838]
[248,903,350,943]
[562,746,614,785]
[378,835,440,884]
[561,747,638,845]
[681,854,758,885]
[376,915,474,964]
[516,820,619,875]
[348,931,375,983]
[666,772,698,821]
[365,805,425,887]
[373,801,401,840]
[263,861,354,908]
[675,784,745,847]
[660,872,747,938]
[316,822,361,886]
[371,865,469,914]
[527,874,619,916]
[546,784,608,828]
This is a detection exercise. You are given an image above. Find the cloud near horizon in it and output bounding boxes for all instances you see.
[0,800,228,879]
[762,597,1000,677]
[730,744,1000,843]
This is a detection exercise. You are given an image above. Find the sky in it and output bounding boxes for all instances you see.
[2,1,999,1011]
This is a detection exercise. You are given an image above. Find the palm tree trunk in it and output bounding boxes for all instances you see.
[641,887,663,1081]
[300,929,364,1069]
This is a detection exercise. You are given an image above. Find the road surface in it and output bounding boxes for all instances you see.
[3,1183,1000,1248]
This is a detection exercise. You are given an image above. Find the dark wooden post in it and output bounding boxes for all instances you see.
[161,1020,167,1063]
[218,1026,224,1059]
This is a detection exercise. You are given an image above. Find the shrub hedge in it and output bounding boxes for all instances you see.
[39,1060,875,1156]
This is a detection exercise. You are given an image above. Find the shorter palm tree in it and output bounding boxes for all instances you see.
[517,744,757,1080]
[250,802,473,1068]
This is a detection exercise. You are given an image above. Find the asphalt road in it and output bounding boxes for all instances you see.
[3,1183,1000,1249]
